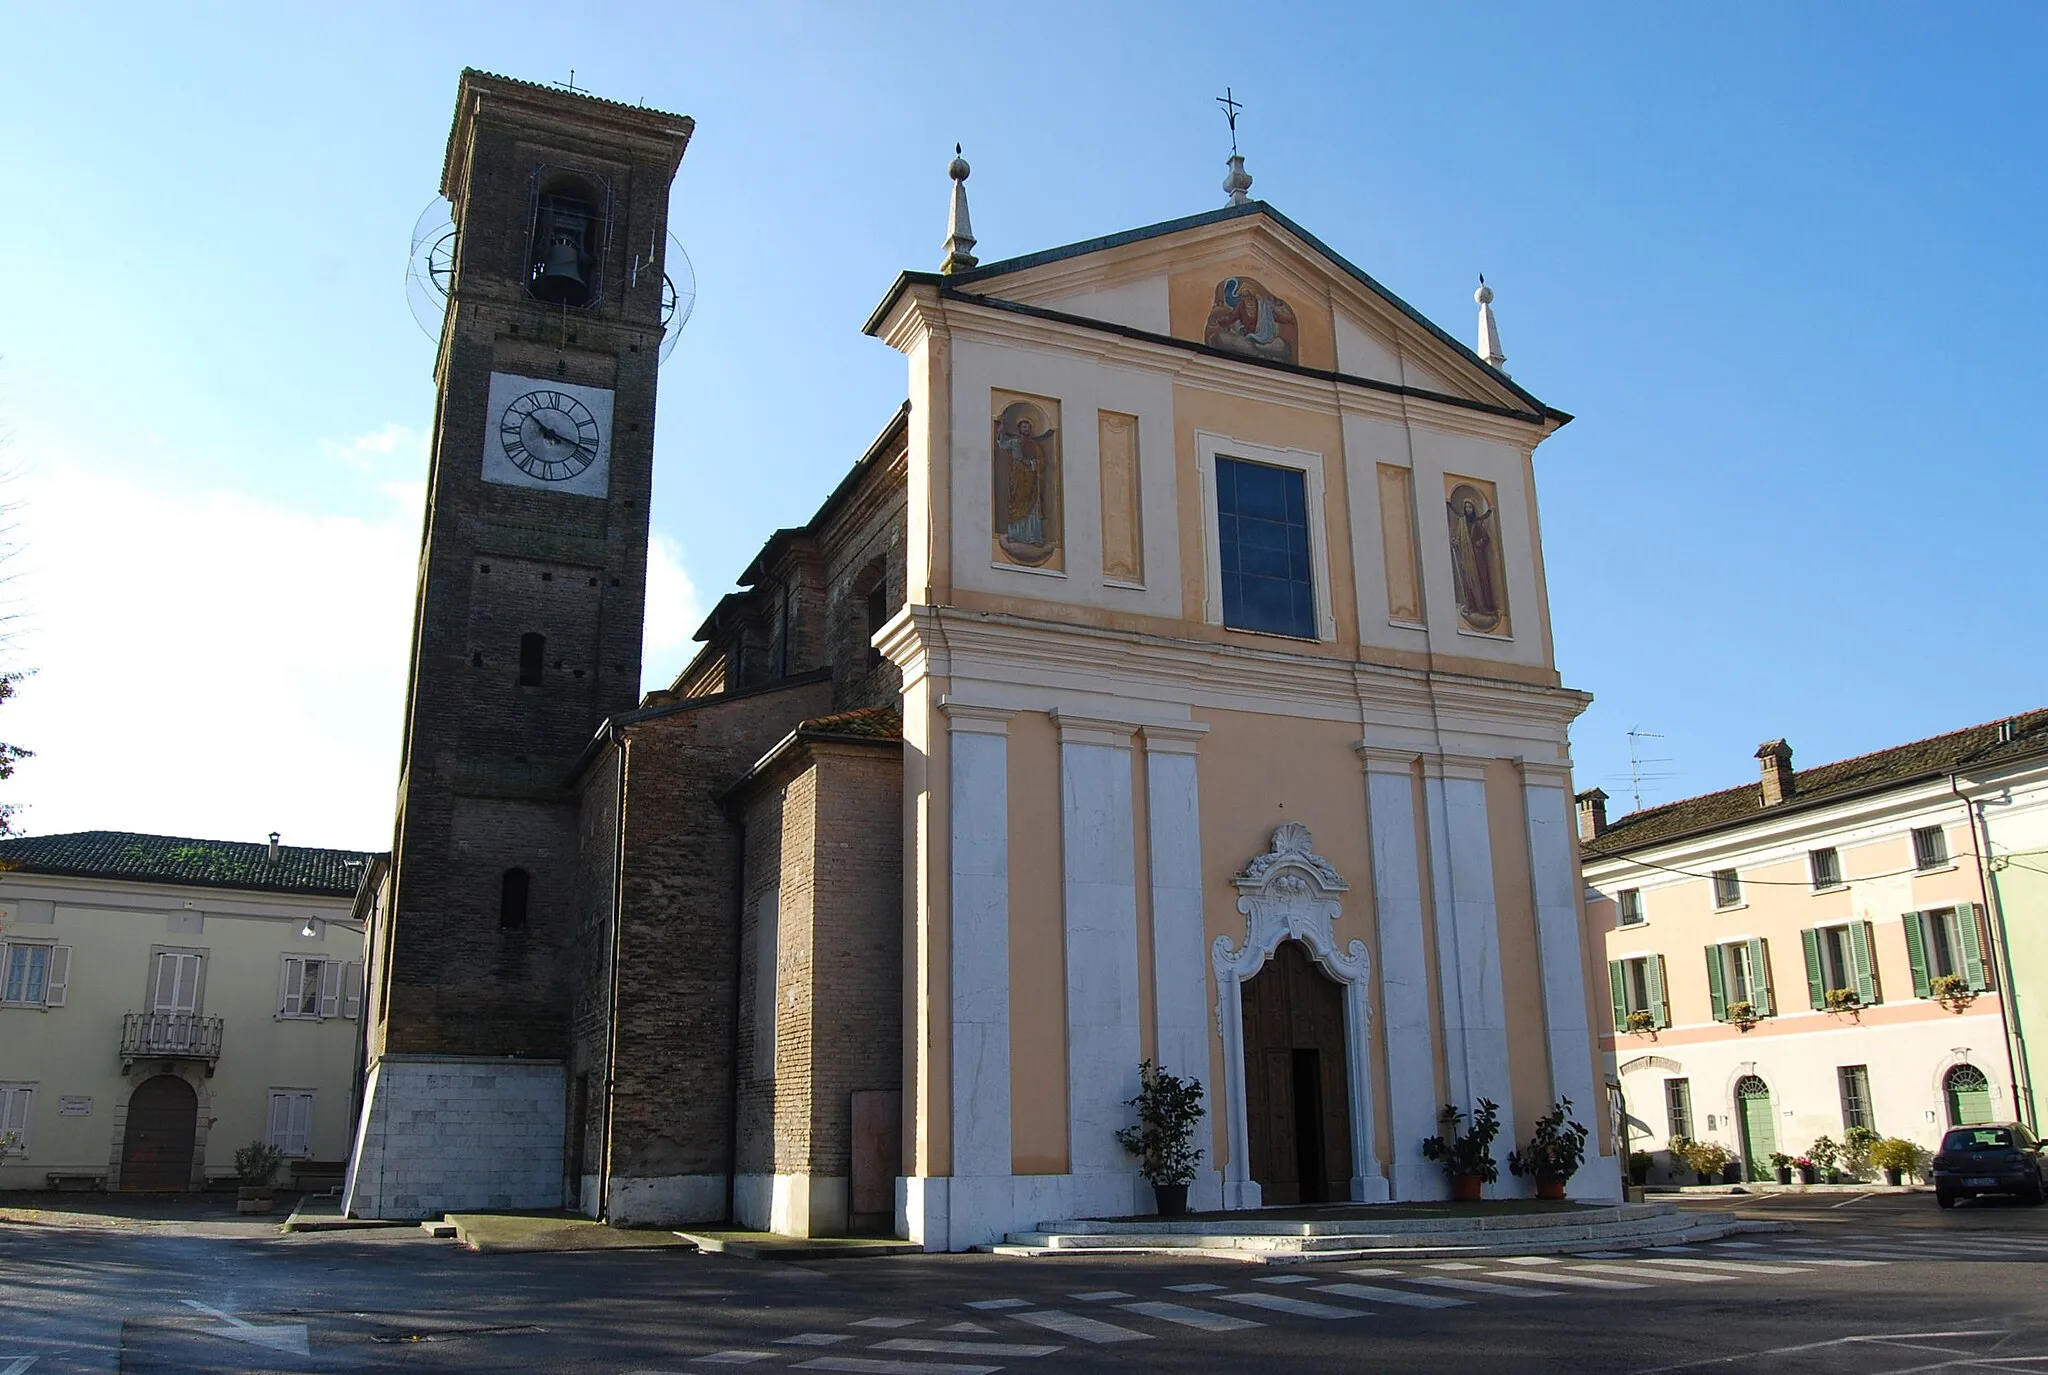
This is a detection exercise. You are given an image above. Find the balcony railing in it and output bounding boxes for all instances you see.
[120,1012,224,1071]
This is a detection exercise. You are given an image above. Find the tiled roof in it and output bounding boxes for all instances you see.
[1584,709,2048,859]
[798,705,902,741]
[0,831,376,897]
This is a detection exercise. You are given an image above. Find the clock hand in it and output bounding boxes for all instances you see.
[533,416,573,446]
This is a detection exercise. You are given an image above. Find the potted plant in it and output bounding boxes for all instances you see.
[1628,1151,1653,1187]
[1726,1000,1761,1032]
[1870,1137,1923,1187]
[1824,987,1862,1018]
[1508,1098,1589,1200]
[1114,1060,1207,1218]
[1680,1139,1732,1185]
[1794,1155,1817,1185]
[1809,1135,1841,1184]
[1931,974,1977,1014]
[1722,1157,1744,1185]
[234,1141,286,1215]
[1770,1152,1794,1185]
[1843,1126,1879,1182]
[1625,1009,1657,1038]
[1422,1099,1501,1201]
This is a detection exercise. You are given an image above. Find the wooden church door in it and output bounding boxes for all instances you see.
[1240,940,1353,1205]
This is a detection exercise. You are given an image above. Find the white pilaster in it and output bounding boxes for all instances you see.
[1522,765,1613,1197]
[944,703,1014,1183]
[1054,712,1143,1179]
[1142,723,1221,1212]
[1422,755,1517,1177]
[1359,745,1445,1200]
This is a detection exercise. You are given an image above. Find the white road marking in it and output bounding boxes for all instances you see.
[1496,1256,1561,1266]
[795,1360,999,1375]
[1312,1283,1469,1309]
[1165,1282,1227,1293]
[1566,1263,1730,1283]
[1638,1257,1812,1275]
[779,1334,855,1346]
[964,1298,1032,1311]
[1739,1256,1886,1267]
[1117,1300,1265,1331]
[1713,1240,1766,1248]
[1573,1250,1631,1258]
[937,1322,993,1333]
[1068,1290,1133,1301]
[872,1338,1063,1357]
[1631,1328,2010,1373]
[1252,1273,1317,1284]
[1217,1291,1370,1320]
[1425,1261,1484,1270]
[1487,1270,1647,1290]
[850,1317,921,1329]
[1340,1267,1401,1277]
[1406,1276,1565,1298]
[693,1354,777,1366]
[180,1300,311,1357]
[0,1360,34,1375]
[1008,1309,1152,1344]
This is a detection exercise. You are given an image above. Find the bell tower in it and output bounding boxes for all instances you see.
[346,71,693,1220]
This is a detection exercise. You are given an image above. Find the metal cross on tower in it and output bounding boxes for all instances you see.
[1216,87,1243,153]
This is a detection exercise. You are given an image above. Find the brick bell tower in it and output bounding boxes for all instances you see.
[346,71,692,1219]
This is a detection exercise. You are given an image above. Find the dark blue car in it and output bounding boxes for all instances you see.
[1931,1123,2047,1207]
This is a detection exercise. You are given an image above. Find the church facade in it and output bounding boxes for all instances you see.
[345,72,1621,1249]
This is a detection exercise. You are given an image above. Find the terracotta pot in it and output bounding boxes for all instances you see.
[1535,1176,1567,1200]
[1153,1183,1190,1218]
[1450,1174,1484,1202]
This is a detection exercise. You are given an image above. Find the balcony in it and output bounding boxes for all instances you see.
[120,1012,224,1073]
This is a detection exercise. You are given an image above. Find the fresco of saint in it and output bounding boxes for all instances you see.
[1446,482,1506,633]
[993,399,1060,566]
[1203,276,1299,364]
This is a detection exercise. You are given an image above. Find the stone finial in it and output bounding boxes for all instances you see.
[1223,153,1254,207]
[1756,739,1795,806]
[1476,275,1507,375]
[940,145,978,275]
[1576,788,1609,842]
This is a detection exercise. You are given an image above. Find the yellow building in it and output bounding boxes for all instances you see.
[0,832,373,1192]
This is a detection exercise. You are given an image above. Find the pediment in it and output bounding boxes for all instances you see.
[948,205,1530,412]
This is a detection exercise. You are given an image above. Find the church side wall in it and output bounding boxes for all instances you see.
[566,743,623,1216]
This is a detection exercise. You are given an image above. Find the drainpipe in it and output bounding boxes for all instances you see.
[599,734,628,1221]
[725,817,746,1227]
[1952,773,2034,1130]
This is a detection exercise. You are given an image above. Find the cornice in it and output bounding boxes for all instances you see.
[1050,709,1139,748]
[1517,760,1578,788]
[1141,722,1212,756]
[938,700,1015,735]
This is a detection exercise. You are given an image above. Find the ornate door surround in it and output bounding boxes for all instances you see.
[1213,823,1387,1208]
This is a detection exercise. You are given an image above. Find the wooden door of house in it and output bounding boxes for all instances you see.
[121,1075,197,1191]
[1241,940,1352,1205]
[1736,1075,1776,1180]
[1946,1064,1994,1126]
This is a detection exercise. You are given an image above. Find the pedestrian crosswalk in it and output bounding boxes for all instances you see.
[685,1231,2048,1371]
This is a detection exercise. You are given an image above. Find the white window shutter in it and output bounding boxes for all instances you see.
[152,953,176,1012]
[278,958,303,1017]
[341,962,362,1020]
[3,1087,31,1150]
[317,962,341,1019]
[288,1094,313,1156]
[173,954,200,1013]
[44,947,69,1007]
[267,1092,290,1148]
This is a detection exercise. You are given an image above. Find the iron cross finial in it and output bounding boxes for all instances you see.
[1216,87,1243,153]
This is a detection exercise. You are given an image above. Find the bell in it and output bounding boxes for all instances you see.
[530,200,591,305]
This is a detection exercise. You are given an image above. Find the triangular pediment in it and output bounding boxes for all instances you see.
[936,203,1541,415]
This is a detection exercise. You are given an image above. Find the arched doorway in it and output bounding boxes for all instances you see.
[121,1075,197,1191]
[1945,1064,1994,1126]
[1734,1075,1776,1181]
[1240,940,1353,1204]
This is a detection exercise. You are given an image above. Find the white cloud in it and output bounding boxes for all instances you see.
[641,532,704,693]
[4,433,428,851]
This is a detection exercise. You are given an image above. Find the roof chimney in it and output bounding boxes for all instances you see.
[267,831,281,862]
[1576,788,1609,842]
[1756,740,1795,806]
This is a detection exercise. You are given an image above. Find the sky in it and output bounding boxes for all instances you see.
[1,3,2042,851]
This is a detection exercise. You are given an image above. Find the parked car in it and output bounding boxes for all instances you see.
[1930,1123,2047,1207]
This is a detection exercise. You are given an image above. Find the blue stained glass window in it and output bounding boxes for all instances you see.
[1215,456,1316,639]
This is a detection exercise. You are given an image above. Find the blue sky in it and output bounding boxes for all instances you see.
[2,3,2041,849]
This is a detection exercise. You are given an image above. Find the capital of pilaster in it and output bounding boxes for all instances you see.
[1354,743,1422,775]
[1422,751,1494,784]
[1141,722,1211,757]
[1050,709,1137,749]
[938,700,1015,736]
[1516,758,1576,788]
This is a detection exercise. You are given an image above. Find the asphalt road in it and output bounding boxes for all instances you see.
[5,1193,2047,1374]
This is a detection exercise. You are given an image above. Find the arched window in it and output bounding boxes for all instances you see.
[1945,1063,1993,1126]
[857,558,890,672]
[518,633,545,687]
[499,869,530,931]
[527,171,604,308]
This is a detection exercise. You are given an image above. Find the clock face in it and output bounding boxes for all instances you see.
[499,389,601,482]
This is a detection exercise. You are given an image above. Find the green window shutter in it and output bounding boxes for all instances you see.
[1801,928,1825,1010]
[1850,921,1880,1005]
[1706,945,1728,1021]
[1956,902,1989,992]
[1903,911,1931,998]
[1748,936,1774,1016]
[1608,960,1628,1033]
[1649,955,1671,1029]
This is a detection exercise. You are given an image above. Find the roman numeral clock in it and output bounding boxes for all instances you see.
[481,373,615,496]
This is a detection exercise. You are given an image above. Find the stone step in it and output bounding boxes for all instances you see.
[1029,1201,1677,1240]
[992,1216,1789,1264]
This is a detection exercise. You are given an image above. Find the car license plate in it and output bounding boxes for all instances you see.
[1966,1177,1998,1187]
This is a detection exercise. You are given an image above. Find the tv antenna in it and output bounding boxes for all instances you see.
[1625,727,1674,812]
